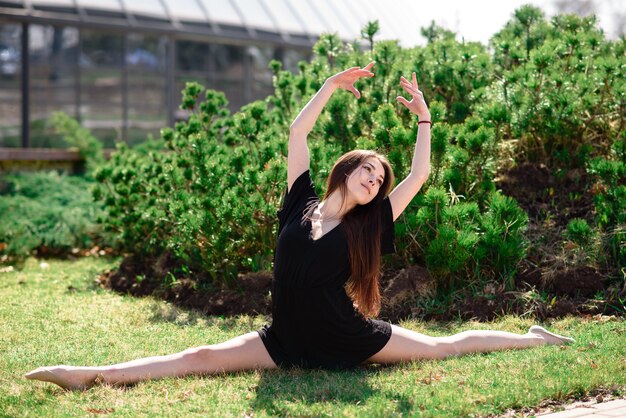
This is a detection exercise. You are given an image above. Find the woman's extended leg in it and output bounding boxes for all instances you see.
[25,331,276,390]
[366,325,574,365]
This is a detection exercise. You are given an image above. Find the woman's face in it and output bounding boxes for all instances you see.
[346,157,386,205]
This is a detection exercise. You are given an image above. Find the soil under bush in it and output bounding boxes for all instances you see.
[496,163,595,227]
[99,254,273,317]
[98,256,623,324]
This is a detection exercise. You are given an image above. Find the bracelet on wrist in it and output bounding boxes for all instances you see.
[418,120,432,126]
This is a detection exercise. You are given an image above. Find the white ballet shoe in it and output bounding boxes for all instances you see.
[529,325,575,345]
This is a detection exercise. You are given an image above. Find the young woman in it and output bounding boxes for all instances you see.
[25,62,574,390]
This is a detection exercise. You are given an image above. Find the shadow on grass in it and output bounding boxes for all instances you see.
[145,301,470,338]
[145,302,269,332]
[250,364,413,415]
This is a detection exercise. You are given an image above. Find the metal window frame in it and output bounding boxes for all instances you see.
[0,0,320,148]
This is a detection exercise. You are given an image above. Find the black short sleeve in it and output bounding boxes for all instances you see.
[381,196,396,255]
[277,170,316,235]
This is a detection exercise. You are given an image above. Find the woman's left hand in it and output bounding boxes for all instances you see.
[396,73,430,119]
[327,61,375,99]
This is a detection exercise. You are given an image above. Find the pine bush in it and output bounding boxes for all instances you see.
[94,8,622,295]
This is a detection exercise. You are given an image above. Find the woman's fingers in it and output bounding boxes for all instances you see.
[400,77,422,93]
[400,75,416,86]
[330,63,375,98]
[400,83,414,96]
[357,66,375,77]
[400,79,414,89]
[398,72,429,114]
[400,81,422,98]
[343,67,374,80]
[396,95,411,108]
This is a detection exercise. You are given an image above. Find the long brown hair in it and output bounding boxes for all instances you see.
[323,150,395,317]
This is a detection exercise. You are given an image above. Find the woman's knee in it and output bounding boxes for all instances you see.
[181,346,218,373]
[416,338,456,359]
[436,337,461,358]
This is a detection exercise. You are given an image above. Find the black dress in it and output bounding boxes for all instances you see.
[257,170,395,370]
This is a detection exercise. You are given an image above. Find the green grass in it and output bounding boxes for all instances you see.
[1,257,624,417]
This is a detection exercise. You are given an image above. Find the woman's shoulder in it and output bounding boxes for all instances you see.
[278,170,318,226]
[286,169,316,199]
[290,169,311,189]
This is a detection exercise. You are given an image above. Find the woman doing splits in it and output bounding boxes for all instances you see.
[25,62,574,390]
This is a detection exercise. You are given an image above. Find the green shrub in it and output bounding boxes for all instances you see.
[94,9,622,295]
[588,135,626,230]
[412,26,493,124]
[397,186,527,292]
[94,85,286,285]
[94,25,504,289]
[565,218,594,247]
[0,172,110,258]
[440,117,498,203]
[476,192,529,287]
[484,5,625,169]
[50,112,105,176]
[587,132,626,276]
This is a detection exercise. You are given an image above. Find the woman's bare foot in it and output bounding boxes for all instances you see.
[529,325,575,345]
[24,366,104,390]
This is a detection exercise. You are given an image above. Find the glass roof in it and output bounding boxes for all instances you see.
[77,0,120,12]
[313,0,357,38]
[163,0,207,23]
[263,0,307,35]
[232,0,275,31]
[323,0,361,38]
[124,0,167,20]
[362,0,400,40]
[200,0,241,26]
[0,0,428,47]
[31,0,73,6]
[289,0,331,34]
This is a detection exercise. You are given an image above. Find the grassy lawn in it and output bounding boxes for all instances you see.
[1,257,624,417]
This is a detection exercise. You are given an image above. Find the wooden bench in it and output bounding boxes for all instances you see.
[0,148,113,174]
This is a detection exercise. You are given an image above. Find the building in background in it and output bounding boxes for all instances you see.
[0,0,621,149]
[0,0,426,149]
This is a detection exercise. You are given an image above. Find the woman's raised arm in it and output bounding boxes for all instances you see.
[388,72,432,221]
[287,62,375,191]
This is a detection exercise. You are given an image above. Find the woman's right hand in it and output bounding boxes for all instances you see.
[327,61,375,99]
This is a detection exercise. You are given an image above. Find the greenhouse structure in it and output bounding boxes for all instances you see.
[0,0,420,149]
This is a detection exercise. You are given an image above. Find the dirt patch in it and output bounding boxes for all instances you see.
[99,260,442,322]
[518,266,606,298]
[516,267,544,289]
[98,255,621,323]
[548,266,606,298]
[91,161,623,323]
[98,254,272,317]
[457,293,522,321]
[492,162,620,320]
[379,265,437,320]
[496,163,595,227]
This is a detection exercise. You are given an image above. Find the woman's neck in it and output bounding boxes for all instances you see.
[319,189,355,220]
